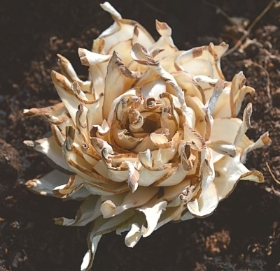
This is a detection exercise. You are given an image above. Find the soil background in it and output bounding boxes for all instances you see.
[0,0,280,270]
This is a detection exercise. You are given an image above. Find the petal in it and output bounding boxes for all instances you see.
[81,209,136,270]
[180,211,195,221]
[81,235,101,271]
[99,2,154,60]
[149,20,178,60]
[23,102,65,117]
[241,132,271,163]
[124,223,142,248]
[25,170,70,196]
[175,42,228,79]
[51,71,104,126]
[53,174,83,198]
[103,51,138,120]
[213,153,264,201]
[207,140,236,158]
[78,47,110,98]
[187,182,219,217]
[54,196,101,226]
[172,71,205,103]
[57,54,91,92]
[155,204,185,231]
[24,135,73,173]
[100,186,158,218]
[210,118,242,162]
[137,200,167,237]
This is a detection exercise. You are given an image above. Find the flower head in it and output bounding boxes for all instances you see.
[24,2,271,270]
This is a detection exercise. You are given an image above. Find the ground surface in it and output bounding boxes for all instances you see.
[0,0,280,270]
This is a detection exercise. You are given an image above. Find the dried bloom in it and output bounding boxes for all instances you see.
[24,2,271,270]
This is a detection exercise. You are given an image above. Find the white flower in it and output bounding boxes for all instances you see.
[24,2,271,270]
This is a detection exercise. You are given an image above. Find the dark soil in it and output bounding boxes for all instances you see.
[1,0,280,270]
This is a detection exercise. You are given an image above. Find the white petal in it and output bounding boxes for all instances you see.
[25,170,69,196]
[138,200,167,237]
[54,196,101,226]
[187,182,219,217]
[24,136,72,173]
[100,186,158,218]
[125,223,142,248]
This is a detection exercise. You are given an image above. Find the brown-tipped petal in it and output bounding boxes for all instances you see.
[57,54,83,84]
[131,43,158,66]
[53,174,83,198]
[100,186,158,218]
[214,153,264,201]
[148,20,177,60]
[25,170,70,196]
[207,140,237,158]
[241,132,271,163]
[23,102,65,117]
[24,136,73,173]
[103,52,137,120]
[210,118,242,162]
[99,3,154,58]
[54,196,101,226]
[207,79,225,115]
[234,103,252,146]
[174,43,228,79]
[187,182,219,217]
[183,124,206,151]
[172,71,205,103]
[78,48,111,66]
[51,70,81,124]
[78,48,110,99]
[122,161,139,193]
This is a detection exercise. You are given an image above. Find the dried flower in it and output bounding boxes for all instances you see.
[24,2,271,270]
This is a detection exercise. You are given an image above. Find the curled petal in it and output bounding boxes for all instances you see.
[214,153,264,201]
[125,223,142,248]
[155,204,185,231]
[207,140,236,158]
[121,161,139,192]
[51,71,104,126]
[25,170,69,197]
[78,48,111,66]
[103,52,138,120]
[234,103,252,146]
[54,196,101,226]
[82,209,136,271]
[57,54,91,92]
[172,71,205,103]
[149,20,178,60]
[53,174,83,198]
[78,48,109,99]
[187,182,219,217]
[100,186,158,218]
[175,42,228,79]
[24,136,72,173]
[241,132,271,163]
[23,102,65,117]
[138,200,167,237]
[99,2,154,63]
[183,124,206,151]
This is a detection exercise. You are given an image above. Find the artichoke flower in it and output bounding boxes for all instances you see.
[24,2,271,270]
